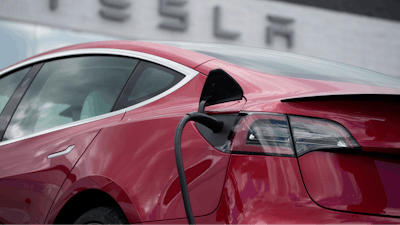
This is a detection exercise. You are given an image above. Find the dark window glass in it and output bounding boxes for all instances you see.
[114,61,184,110]
[0,67,31,114]
[128,67,175,101]
[3,56,139,141]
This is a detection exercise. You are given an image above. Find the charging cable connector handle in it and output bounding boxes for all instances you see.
[187,112,223,133]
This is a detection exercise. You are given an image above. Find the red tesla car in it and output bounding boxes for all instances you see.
[0,41,399,224]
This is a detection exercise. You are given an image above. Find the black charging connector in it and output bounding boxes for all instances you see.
[174,68,244,224]
[174,112,223,224]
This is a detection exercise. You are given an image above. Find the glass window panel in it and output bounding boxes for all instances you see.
[128,67,175,101]
[3,56,139,141]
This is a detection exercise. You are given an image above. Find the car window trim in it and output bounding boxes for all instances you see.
[0,63,44,141]
[111,59,142,111]
[0,48,198,80]
[0,49,199,147]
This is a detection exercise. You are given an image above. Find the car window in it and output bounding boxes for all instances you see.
[128,67,175,101]
[3,56,139,141]
[114,61,184,110]
[0,67,31,115]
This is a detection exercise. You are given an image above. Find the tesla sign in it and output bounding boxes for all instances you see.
[48,0,295,49]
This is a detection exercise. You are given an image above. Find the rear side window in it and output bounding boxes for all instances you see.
[128,67,176,101]
[114,61,184,110]
[0,67,31,114]
[3,56,139,141]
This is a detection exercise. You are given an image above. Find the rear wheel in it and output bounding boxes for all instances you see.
[73,206,129,224]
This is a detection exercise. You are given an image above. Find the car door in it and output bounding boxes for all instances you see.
[70,60,232,222]
[0,55,139,224]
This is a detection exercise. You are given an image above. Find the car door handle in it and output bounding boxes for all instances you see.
[48,145,75,159]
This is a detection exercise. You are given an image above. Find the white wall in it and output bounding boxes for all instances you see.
[1,0,400,77]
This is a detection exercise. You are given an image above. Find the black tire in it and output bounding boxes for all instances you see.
[73,206,129,224]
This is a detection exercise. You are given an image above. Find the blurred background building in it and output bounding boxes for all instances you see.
[1,0,399,78]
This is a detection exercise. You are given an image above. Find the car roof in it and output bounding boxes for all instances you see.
[157,41,400,102]
[0,41,214,73]
[158,41,400,89]
[3,40,399,104]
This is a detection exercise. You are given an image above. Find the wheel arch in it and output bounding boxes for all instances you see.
[46,175,140,224]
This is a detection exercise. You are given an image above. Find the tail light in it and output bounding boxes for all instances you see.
[230,113,295,156]
[288,115,360,156]
[229,113,359,157]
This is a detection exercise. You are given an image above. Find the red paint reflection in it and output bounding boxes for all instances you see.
[163,159,212,205]
[336,153,388,214]
[300,151,400,217]
[216,155,311,224]
[365,118,400,143]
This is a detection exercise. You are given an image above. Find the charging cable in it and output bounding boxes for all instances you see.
[174,112,224,224]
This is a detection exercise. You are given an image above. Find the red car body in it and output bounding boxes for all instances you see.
[0,41,399,224]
